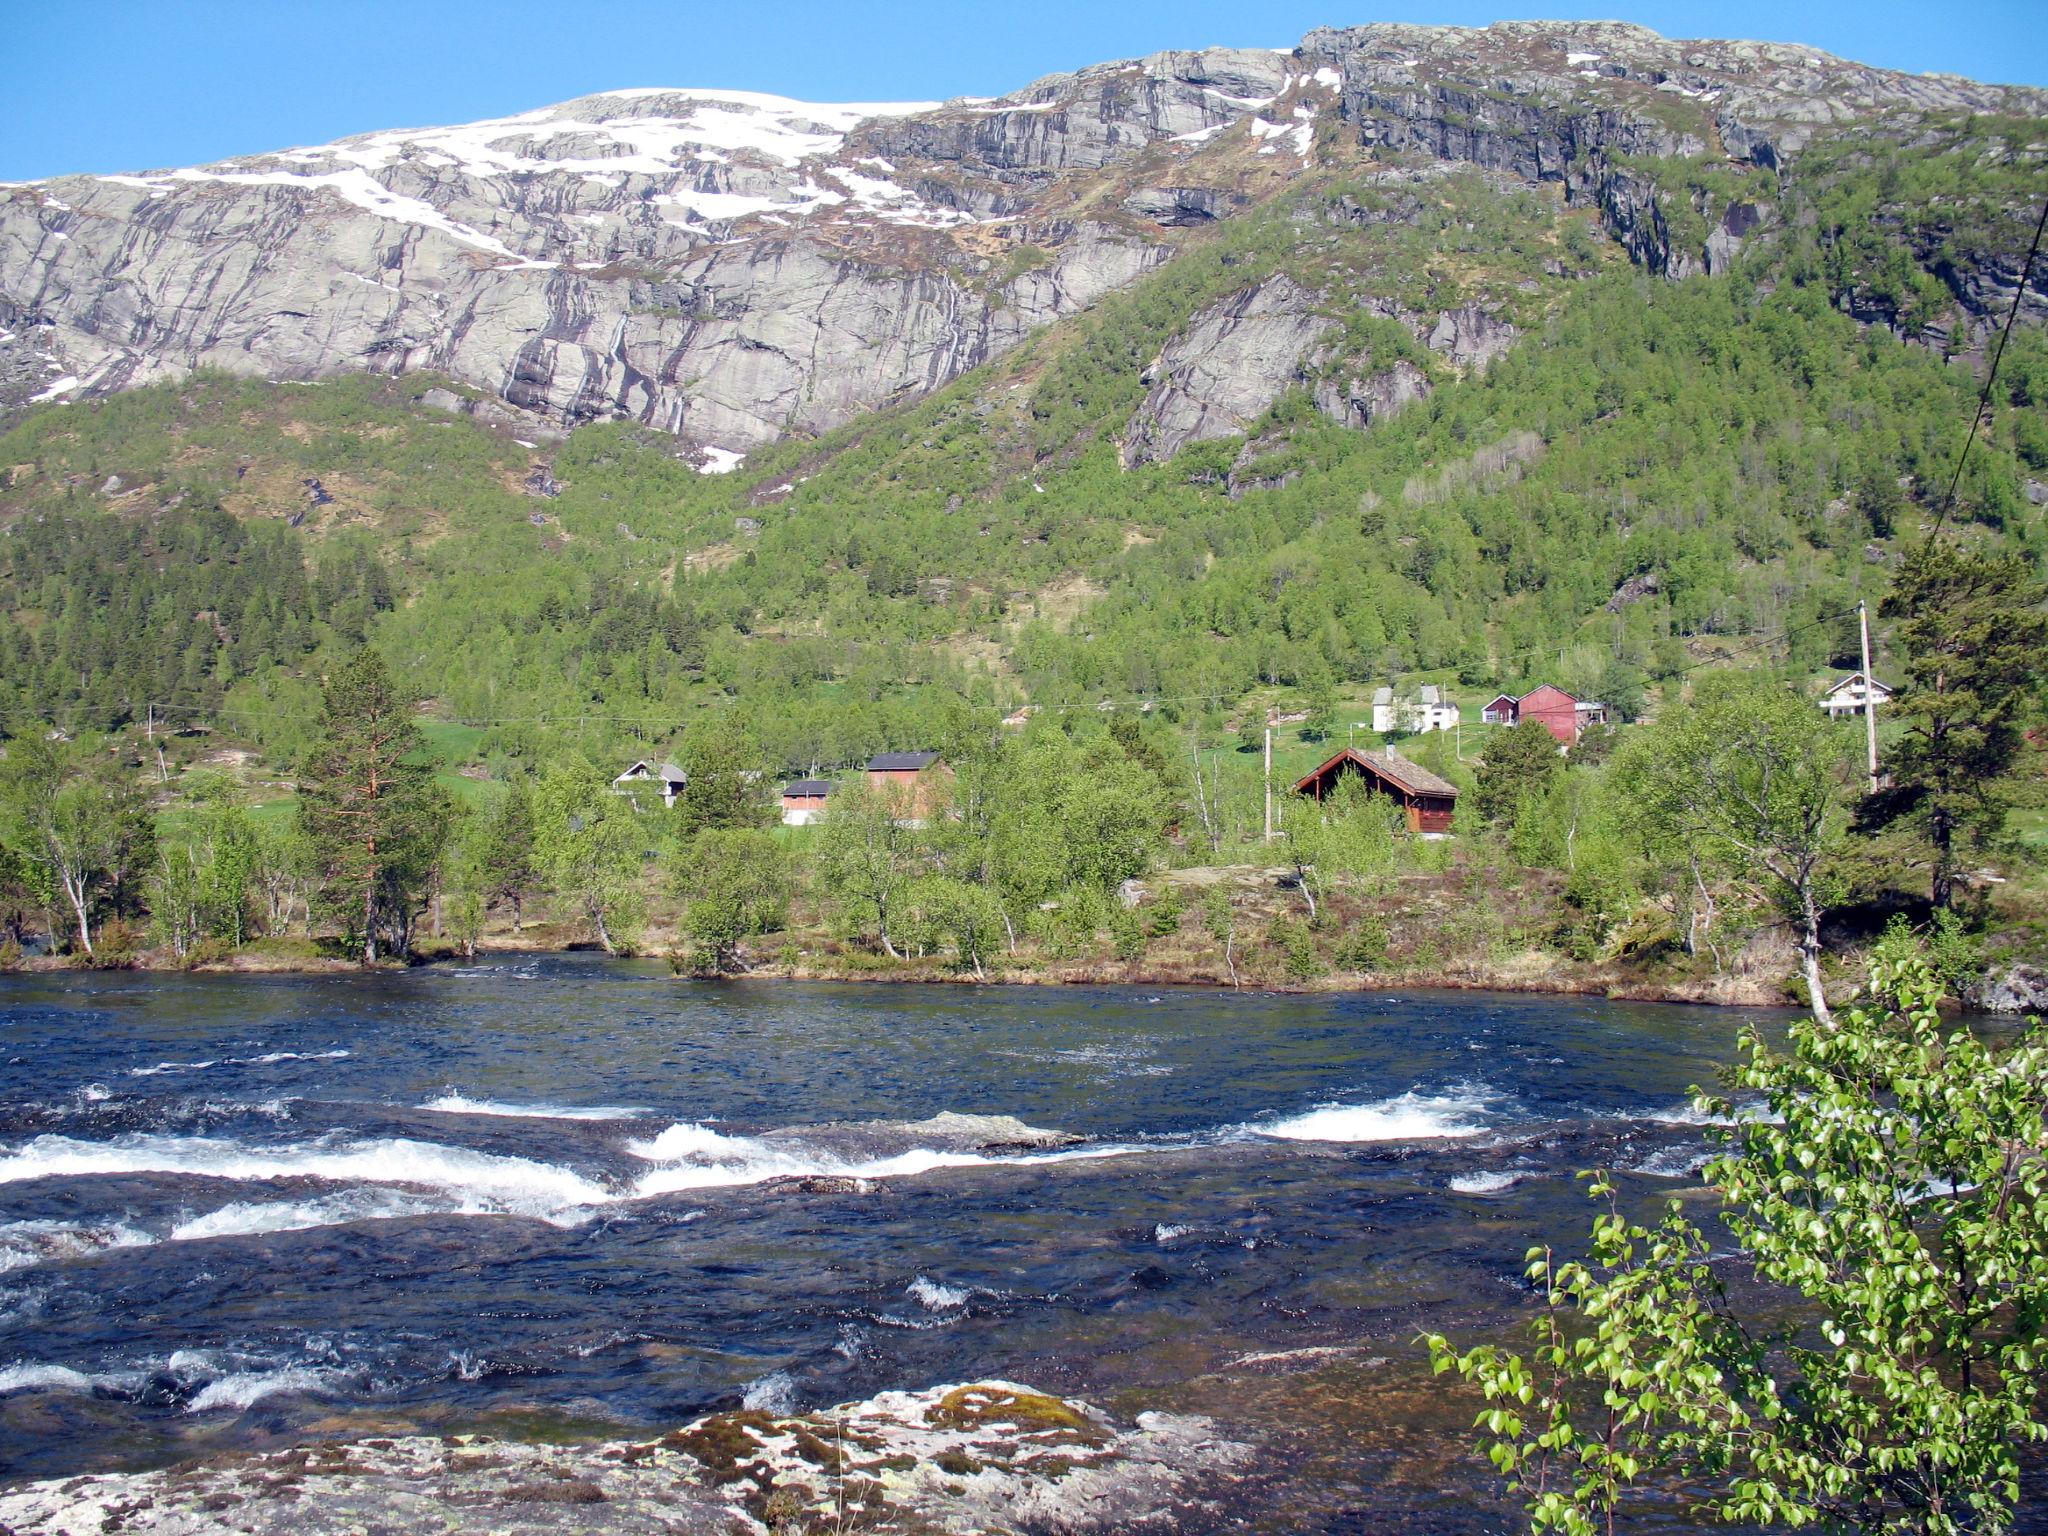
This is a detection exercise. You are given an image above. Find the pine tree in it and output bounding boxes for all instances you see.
[1869,542,2048,909]
[296,649,441,963]
[479,779,539,933]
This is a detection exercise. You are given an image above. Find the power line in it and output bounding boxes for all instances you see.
[1930,192,2048,537]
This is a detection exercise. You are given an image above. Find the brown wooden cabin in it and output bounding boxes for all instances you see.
[1293,747,1459,834]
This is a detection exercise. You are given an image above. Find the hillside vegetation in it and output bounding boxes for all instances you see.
[0,106,2041,1001]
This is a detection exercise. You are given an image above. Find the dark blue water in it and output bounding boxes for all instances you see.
[0,959,2014,1530]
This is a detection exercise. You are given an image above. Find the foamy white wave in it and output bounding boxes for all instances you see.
[627,1120,1131,1196]
[76,1083,112,1103]
[1153,1223,1194,1242]
[169,1188,468,1241]
[0,1133,615,1218]
[1449,1170,1526,1195]
[187,1367,332,1413]
[0,1218,154,1273]
[1628,1146,1715,1179]
[130,1059,218,1077]
[422,1091,642,1121]
[129,1050,347,1078]
[0,1362,113,1394]
[908,1275,969,1310]
[1257,1089,1488,1143]
[1640,1097,1780,1127]
[741,1370,799,1414]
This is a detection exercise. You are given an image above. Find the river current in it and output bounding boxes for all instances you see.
[0,959,2036,1530]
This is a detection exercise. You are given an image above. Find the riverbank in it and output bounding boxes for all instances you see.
[1,860,1831,1007]
[4,937,1799,1009]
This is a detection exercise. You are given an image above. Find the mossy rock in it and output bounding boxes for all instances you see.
[923,1387,1110,1446]
[663,1410,778,1480]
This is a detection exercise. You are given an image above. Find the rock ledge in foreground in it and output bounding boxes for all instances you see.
[0,1380,1250,1534]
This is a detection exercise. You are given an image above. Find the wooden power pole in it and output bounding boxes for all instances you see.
[1858,599,1880,793]
[1263,724,1274,841]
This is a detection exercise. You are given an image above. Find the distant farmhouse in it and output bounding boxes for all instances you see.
[613,759,687,808]
[1481,685,1605,744]
[865,751,953,826]
[1371,683,1460,735]
[1819,672,1893,719]
[780,778,834,826]
[1294,746,1460,835]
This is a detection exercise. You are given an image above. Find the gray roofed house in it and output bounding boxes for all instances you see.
[780,777,836,825]
[865,751,942,772]
[614,759,687,808]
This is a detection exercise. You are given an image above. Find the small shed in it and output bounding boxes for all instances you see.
[780,778,835,826]
[1480,693,1519,725]
[1293,747,1460,834]
[1820,672,1893,718]
[614,759,687,808]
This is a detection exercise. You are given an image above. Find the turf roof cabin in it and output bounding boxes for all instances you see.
[1295,747,1459,835]
[865,751,953,826]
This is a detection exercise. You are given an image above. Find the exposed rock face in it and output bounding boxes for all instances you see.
[0,1380,1251,1535]
[2,21,2041,447]
[1427,305,1519,371]
[1312,359,1431,432]
[1122,275,1334,465]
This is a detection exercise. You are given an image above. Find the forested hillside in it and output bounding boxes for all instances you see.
[3,129,2042,771]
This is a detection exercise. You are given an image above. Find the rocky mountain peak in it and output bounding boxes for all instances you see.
[2,20,2040,463]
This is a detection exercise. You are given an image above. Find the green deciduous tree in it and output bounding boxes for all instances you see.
[817,778,924,959]
[532,756,645,955]
[0,734,155,957]
[1426,932,2048,1536]
[1870,541,2048,910]
[675,827,790,973]
[1612,674,1850,1021]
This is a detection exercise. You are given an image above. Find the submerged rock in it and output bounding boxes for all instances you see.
[0,1380,1249,1534]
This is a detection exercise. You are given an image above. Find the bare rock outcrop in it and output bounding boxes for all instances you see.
[0,1381,1251,1535]
[1121,275,1334,465]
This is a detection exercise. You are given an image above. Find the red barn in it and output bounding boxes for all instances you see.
[864,751,953,824]
[1293,747,1460,834]
[1513,684,1583,744]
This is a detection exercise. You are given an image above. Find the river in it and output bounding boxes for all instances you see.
[0,958,2035,1530]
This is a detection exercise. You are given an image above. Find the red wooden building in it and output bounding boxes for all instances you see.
[1293,747,1460,834]
[1482,685,1605,744]
[864,751,953,824]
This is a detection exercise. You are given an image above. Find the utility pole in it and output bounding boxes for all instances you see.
[1263,724,1274,842]
[1858,599,1880,794]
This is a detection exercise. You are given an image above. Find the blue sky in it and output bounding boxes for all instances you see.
[4,0,2043,181]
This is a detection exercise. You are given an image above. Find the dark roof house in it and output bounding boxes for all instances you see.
[1294,747,1459,834]
[865,751,942,772]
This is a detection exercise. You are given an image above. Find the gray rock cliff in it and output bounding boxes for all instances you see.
[3,22,2040,457]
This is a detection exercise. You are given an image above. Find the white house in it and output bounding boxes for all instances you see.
[1371,684,1461,735]
[1819,672,1893,719]
[613,760,687,808]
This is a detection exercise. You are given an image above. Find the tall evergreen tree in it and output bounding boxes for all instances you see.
[296,649,441,964]
[1869,542,2048,909]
